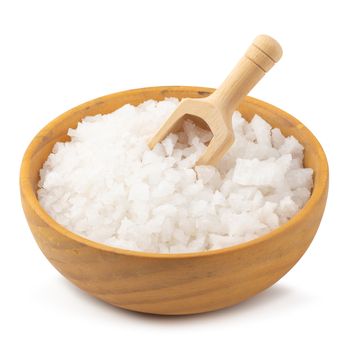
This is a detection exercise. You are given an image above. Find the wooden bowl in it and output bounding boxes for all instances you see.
[20,86,328,315]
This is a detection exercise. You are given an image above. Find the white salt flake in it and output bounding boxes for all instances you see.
[251,115,272,146]
[161,133,178,156]
[128,182,149,201]
[233,156,291,188]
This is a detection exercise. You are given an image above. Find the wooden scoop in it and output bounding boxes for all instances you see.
[148,34,283,166]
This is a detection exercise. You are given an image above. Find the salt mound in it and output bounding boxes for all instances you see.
[38,98,313,253]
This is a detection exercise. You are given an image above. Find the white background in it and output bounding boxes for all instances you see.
[1,0,348,349]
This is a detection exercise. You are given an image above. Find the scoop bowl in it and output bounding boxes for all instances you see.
[20,86,328,315]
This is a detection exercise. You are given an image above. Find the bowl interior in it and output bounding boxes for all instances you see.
[21,86,328,253]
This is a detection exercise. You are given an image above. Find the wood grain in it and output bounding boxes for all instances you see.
[148,35,282,166]
[20,86,328,315]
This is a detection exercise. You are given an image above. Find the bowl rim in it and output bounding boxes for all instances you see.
[20,86,329,259]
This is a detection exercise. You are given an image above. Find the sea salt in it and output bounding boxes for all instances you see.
[38,98,313,253]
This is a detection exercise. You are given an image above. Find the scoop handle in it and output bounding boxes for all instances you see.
[207,35,282,119]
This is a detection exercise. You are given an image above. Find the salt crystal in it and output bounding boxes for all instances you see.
[233,156,291,188]
[128,182,149,201]
[251,115,272,146]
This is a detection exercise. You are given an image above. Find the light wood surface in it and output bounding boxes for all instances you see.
[148,35,282,165]
[20,86,328,315]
